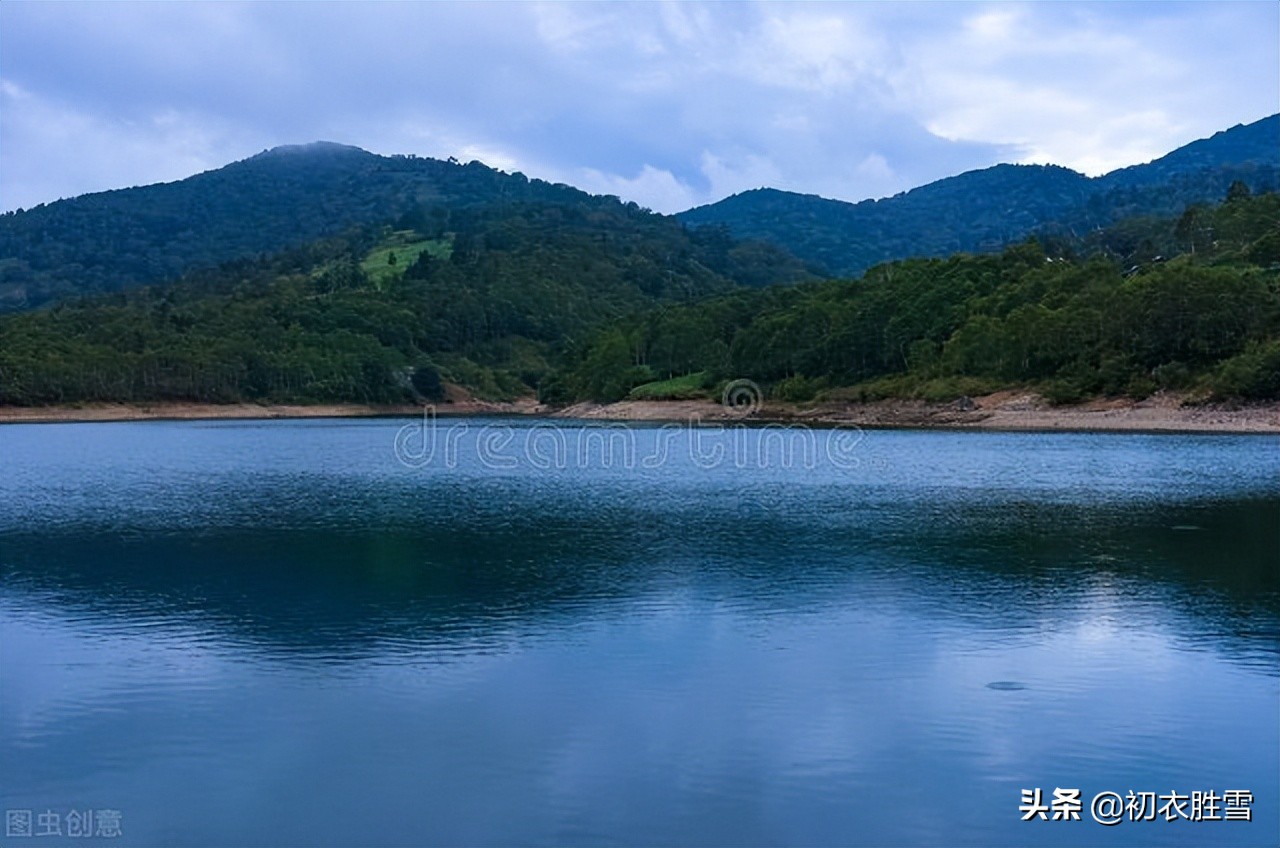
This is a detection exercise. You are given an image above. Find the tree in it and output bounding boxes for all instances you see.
[1174,205,1211,254]
[410,363,445,401]
[1227,180,1252,202]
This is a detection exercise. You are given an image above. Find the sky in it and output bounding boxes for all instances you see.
[1,1,1276,215]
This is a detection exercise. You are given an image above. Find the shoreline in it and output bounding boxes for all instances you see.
[0,400,536,425]
[2,393,1278,434]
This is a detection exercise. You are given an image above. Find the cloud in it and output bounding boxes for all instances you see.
[0,80,266,210]
[574,165,700,214]
[888,3,1279,174]
[0,2,1275,214]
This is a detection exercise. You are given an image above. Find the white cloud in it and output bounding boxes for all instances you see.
[574,165,700,213]
[856,153,895,185]
[0,2,1275,214]
[0,80,264,210]
[741,11,887,92]
[698,150,787,202]
[887,3,1277,174]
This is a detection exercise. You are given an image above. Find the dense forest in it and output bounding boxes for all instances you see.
[0,143,664,310]
[679,114,1279,276]
[562,189,1280,404]
[4,115,1275,311]
[0,199,807,405]
[0,188,1275,407]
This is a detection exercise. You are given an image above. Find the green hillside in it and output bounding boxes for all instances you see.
[1,118,1276,409]
[0,198,809,405]
[567,191,1280,404]
[0,143,671,310]
[3,191,1273,408]
[678,114,1279,277]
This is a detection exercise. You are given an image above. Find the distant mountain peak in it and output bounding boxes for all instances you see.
[678,115,1280,276]
[1098,113,1278,185]
[250,141,372,160]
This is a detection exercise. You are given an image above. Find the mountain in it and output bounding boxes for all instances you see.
[2,183,1274,408]
[566,190,1280,404]
[1097,114,1280,189]
[0,142,701,310]
[678,114,1280,276]
[3,114,1275,314]
[678,165,1094,279]
[0,186,810,405]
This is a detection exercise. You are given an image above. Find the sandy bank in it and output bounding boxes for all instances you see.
[2,392,1277,433]
[0,399,537,425]
[556,391,1280,433]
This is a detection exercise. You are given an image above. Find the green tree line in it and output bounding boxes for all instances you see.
[1,191,1275,408]
[563,190,1280,404]
[0,198,807,405]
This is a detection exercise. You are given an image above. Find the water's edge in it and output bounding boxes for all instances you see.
[2,398,1278,433]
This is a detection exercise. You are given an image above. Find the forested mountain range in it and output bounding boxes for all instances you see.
[3,114,1276,310]
[0,116,1276,407]
[1,188,1275,406]
[0,198,809,404]
[2,143,766,310]
[563,190,1280,405]
[678,114,1279,276]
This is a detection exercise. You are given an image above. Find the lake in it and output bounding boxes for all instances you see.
[1,417,1277,846]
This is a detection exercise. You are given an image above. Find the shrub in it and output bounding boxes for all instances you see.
[1041,379,1089,405]
[1209,341,1280,400]
[410,362,445,402]
[772,375,826,403]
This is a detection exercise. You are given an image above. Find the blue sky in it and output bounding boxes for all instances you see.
[1,1,1276,214]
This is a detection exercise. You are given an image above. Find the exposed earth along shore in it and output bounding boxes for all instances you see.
[2,391,1277,433]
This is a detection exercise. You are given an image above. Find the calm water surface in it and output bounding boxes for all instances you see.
[1,418,1277,846]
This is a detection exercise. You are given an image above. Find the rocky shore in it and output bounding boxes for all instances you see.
[3,391,1277,433]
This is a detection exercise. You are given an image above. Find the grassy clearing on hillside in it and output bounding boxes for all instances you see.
[828,375,1006,404]
[362,231,452,287]
[628,372,713,400]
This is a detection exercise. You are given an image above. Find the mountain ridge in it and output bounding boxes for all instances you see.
[0,145,612,309]
[2,114,1276,309]
[678,114,1280,275]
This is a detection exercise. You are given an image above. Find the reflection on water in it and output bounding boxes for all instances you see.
[1,420,1277,846]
